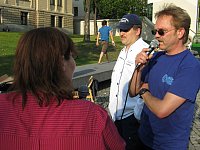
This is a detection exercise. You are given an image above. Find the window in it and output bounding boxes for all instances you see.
[50,0,55,5]
[21,12,28,25]
[57,0,62,6]
[51,15,55,27]
[73,7,78,16]
[58,16,62,28]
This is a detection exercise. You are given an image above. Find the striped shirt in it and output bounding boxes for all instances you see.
[0,92,125,150]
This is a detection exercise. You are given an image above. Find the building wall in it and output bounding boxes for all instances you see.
[38,0,48,10]
[0,0,73,33]
[67,0,73,14]
[74,19,121,36]
[148,0,198,38]
[73,0,84,19]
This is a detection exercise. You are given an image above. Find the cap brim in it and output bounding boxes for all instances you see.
[117,23,132,30]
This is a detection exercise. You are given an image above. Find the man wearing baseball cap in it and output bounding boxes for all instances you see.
[108,14,149,150]
[117,14,142,31]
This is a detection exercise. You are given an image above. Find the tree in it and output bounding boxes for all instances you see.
[97,0,148,19]
[84,0,91,42]
[92,0,98,35]
[83,0,148,42]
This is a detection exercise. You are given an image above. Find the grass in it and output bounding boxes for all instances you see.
[0,32,123,76]
[1,32,199,76]
[0,32,23,76]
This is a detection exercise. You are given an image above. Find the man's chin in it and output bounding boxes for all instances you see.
[158,42,165,50]
[121,39,126,45]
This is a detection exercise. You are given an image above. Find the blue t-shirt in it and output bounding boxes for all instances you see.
[139,50,200,150]
[99,26,111,42]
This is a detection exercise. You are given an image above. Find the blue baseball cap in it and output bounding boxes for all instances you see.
[117,14,142,30]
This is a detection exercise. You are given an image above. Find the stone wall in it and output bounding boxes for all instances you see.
[0,0,73,33]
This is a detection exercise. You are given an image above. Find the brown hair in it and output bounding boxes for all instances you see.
[12,27,77,108]
[102,20,107,26]
[155,4,191,44]
[132,25,142,37]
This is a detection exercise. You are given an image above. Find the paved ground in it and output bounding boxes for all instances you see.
[189,91,200,149]
[94,81,200,150]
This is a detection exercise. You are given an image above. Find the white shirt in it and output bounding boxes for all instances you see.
[108,38,149,121]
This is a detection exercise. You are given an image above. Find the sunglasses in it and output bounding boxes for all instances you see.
[151,28,176,36]
[120,28,131,32]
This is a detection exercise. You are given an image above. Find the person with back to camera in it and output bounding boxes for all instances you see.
[96,20,115,64]
[129,4,200,150]
[0,27,125,150]
[108,14,149,150]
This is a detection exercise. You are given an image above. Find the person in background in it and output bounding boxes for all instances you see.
[108,14,149,150]
[0,27,125,150]
[96,20,115,64]
[186,37,192,50]
[129,4,200,150]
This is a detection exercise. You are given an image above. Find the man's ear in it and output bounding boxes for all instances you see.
[177,28,185,39]
[136,28,141,36]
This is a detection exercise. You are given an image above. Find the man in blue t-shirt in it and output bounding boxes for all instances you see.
[96,20,115,64]
[129,4,200,150]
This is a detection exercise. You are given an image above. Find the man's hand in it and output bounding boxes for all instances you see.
[135,48,154,70]
[96,41,99,46]
[112,41,115,47]
[141,83,149,91]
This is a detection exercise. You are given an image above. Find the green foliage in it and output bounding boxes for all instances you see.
[83,0,148,19]
[0,32,123,76]
[97,0,148,19]
[192,43,200,54]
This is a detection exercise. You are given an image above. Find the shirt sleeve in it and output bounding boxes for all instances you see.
[108,26,112,32]
[102,117,126,150]
[168,63,200,102]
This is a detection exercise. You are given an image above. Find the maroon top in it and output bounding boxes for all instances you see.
[0,92,125,150]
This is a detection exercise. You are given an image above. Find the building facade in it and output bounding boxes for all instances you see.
[73,0,84,19]
[0,0,73,33]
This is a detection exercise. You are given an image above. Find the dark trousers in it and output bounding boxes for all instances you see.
[114,114,143,150]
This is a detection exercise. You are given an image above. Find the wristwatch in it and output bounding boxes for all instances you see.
[138,88,150,98]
